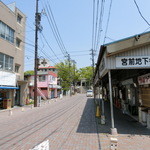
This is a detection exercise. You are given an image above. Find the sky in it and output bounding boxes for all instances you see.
[1,0,150,71]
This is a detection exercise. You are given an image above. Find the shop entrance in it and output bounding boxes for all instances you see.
[0,90,8,108]
[15,86,20,106]
[51,90,55,99]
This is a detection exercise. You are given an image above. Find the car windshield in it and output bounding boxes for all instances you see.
[87,90,92,92]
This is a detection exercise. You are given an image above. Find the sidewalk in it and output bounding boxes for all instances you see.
[96,100,150,150]
[0,96,68,115]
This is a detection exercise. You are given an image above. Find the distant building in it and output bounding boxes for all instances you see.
[26,59,61,100]
[0,2,27,108]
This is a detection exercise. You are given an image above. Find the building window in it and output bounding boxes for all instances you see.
[15,65,20,73]
[0,53,4,69]
[0,53,13,71]
[17,14,22,24]
[0,21,14,43]
[39,75,46,82]
[50,76,55,81]
[16,38,21,48]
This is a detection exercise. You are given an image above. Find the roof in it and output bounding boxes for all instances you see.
[94,31,150,79]
[105,31,150,56]
[48,71,57,77]
[38,66,56,69]
[104,31,150,46]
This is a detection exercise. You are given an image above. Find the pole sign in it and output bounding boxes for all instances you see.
[116,56,150,68]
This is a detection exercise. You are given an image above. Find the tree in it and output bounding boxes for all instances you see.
[56,60,76,92]
[56,61,93,92]
[77,66,93,86]
[24,70,34,76]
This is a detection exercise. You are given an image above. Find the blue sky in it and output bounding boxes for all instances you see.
[1,0,150,71]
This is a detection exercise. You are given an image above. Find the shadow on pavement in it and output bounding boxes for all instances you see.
[76,98,98,133]
[76,98,150,136]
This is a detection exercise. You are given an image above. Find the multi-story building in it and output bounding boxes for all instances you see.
[0,2,27,108]
[26,59,61,100]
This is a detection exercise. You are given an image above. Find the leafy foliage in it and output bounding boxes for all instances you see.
[56,60,75,91]
[77,66,93,85]
[24,70,34,75]
[56,60,93,90]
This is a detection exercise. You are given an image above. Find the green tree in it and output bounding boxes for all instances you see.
[24,70,34,75]
[77,66,93,85]
[56,60,76,92]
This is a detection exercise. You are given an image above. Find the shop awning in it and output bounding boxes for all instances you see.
[0,86,19,89]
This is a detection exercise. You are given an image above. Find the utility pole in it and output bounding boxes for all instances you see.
[34,0,41,107]
[68,54,72,96]
[90,49,96,99]
[90,49,95,78]
[72,60,76,94]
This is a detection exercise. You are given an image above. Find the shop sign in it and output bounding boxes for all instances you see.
[138,73,150,85]
[116,56,150,68]
[0,71,16,86]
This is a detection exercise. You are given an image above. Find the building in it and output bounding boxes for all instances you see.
[26,59,61,101]
[0,2,27,109]
[94,31,150,129]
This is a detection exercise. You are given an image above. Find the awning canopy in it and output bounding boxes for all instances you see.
[0,86,19,89]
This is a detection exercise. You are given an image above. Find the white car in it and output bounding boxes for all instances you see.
[86,90,93,97]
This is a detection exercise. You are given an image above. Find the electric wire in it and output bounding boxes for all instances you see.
[41,0,69,57]
[40,32,62,62]
[133,0,150,26]
[93,0,100,51]
[96,0,105,50]
[103,0,113,44]
[92,0,95,49]
[47,2,68,56]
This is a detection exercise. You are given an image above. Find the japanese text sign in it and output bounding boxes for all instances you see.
[116,56,150,68]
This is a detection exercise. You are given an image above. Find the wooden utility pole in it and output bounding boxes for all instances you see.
[34,0,40,107]
[90,49,96,99]
[68,54,72,96]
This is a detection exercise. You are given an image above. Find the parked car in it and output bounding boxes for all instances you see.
[86,90,93,97]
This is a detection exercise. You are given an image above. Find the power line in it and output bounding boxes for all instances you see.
[51,53,90,61]
[47,2,68,56]
[41,0,69,57]
[133,0,150,26]
[96,0,105,50]
[40,32,62,62]
[93,0,100,51]
[103,0,113,44]
[92,0,96,49]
